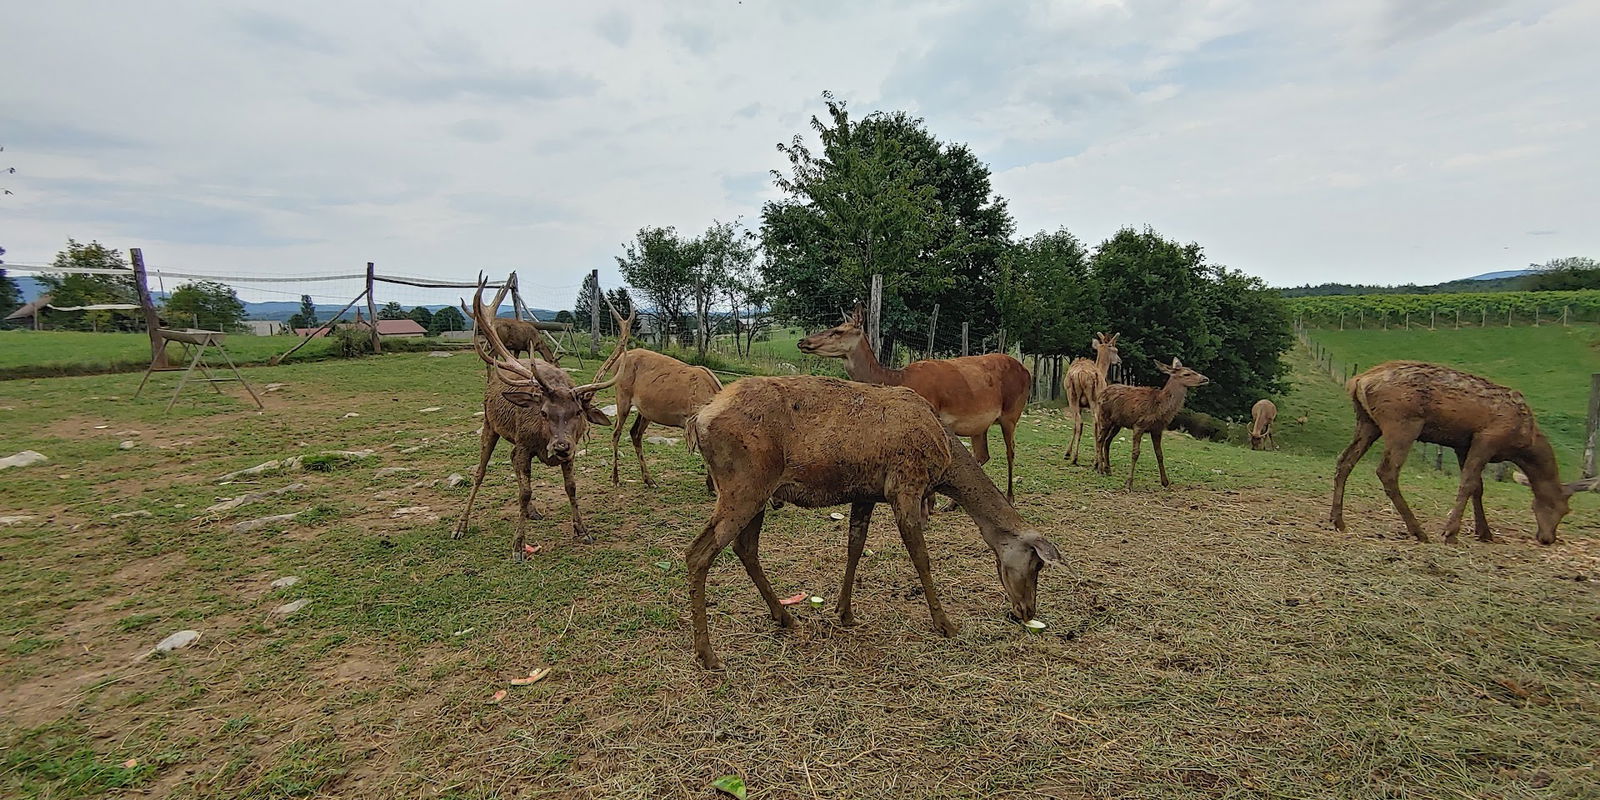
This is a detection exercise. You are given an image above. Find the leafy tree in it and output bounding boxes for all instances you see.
[694,219,757,356]
[430,305,466,334]
[287,294,320,330]
[37,240,135,331]
[408,305,434,329]
[378,300,406,320]
[1192,267,1292,418]
[760,93,1013,355]
[1526,256,1600,291]
[0,246,20,321]
[617,226,697,346]
[725,249,770,357]
[1092,227,1215,389]
[554,309,574,324]
[163,281,246,331]
[604,287,634,336]
[997,229,1096,357]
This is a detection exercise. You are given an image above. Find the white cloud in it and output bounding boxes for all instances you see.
[0,0,1595,297]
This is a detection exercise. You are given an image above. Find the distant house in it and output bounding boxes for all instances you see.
[292,319,428,339]
[245,320,285,336]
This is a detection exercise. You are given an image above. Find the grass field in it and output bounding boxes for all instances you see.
[2,349,1597,798]
[1301,325,1600,475]
[0,331,347,379]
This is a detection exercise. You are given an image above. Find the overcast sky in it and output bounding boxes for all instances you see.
[3,0,1596,301]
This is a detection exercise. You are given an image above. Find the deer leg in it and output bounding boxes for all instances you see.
[630,413,654,487]
[1330,418,1380,532]
[1445,442,1494,544]
[1125,430,1143,490]
[1067,400,1082,463]
[1374,423,1426,541]
[562,460,590,543]
[731,509,793,628]
[1151,428,1170,487]
[892,493,958,637]
[1000,417,1018,503]
[610,398,630,486]
[838,501,874,626]
[509,445,538,561]
[687,499,766,670]
[1095,422,1119,476]
[453,426,499,540]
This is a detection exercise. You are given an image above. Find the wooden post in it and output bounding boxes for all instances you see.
[1564,306,1570,327]
[925,303,939,356]
[1340,312,1345,330]
[511,272,528,321]
[961,321,969,356]
[1404,311,1410,329]
[365,262,381,354]
[1482,305,1488,328]
[1430,307,1436,330]
[1584,373,1600,479]
[1534,307,1540,327]
[130,248,168,368]
[1508,306,1512,328]
[868,273,884,360]
[1456,308,1461,330]
[589,269,601,358]
[1434,443,1443,471]
[998,327,1007,355]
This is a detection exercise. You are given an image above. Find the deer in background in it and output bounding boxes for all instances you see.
[593,304,722,490]
[1094,358,1210,489]
[1063,332,1121,464]
[1250,399,1278,451]
[461,294,561,365]
[683,375,1063,669]
[1330,361,1582,544]
[454,278,629,555]
[797,306,1031,502]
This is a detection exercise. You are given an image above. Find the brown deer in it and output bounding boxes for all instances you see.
[453,278,629,556]
[682,375,1063,669]
[1329,361,1582,544]
[592,305,722,490]
[487,317,560,365]
[1249,398,1278,451]
[1094,358,1210,489]
[1063,332,1121,464]
[797,307,1031,502]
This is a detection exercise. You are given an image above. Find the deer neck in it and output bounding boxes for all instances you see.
[1094,349,1114,380]
[843,336,904,386]
[936,433,1028,546]
[1513,436,1565,500]
[1157,376,1189,416]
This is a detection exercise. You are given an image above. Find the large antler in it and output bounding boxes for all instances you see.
[466,274,548,390]
[573,300,635,395]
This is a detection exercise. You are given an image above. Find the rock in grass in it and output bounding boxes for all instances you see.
[447,473,467,487]
[118,440,137,450]
[427,351,456,358]
[230,511,301,533]
[644,436,680,446]
[217,459,285,482]
[0,450,48,470]
[271,599,310,616]
[270,576,301,589]
[204,483,306,514]
[0,514,38,526]
[373,467,412,478]
[109,510,153,520]
[154,630,201,652]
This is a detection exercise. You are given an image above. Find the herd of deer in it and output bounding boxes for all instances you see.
[450,281,1584,667]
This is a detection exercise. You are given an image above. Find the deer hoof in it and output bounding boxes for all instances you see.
[774,610,796,629]
[1477,529,1494,543]
[696,652,724,671]
[839,612,857,627]
[933,619,960,638]
[451,526,468,540]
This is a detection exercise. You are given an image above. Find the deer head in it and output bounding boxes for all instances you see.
[796,304,867,358]
[467,275,628,462]
[1092,332,1122,366]
[992,530,1061,623]
[1155,357,1209,388]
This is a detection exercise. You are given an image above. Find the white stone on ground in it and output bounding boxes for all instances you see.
[204,483,305,514]
[0,450,48,470]
[447,473,467,487]
[427,351,456,358]
[119,440,137,450]
[600,404,618,417]
[230,511,301,533]
[270,576,301,589]
[644,436,680,446]
[110,510,153,520]
[272,599,311,616]
[154,630,201,652]
[419,407,443,413]
[373,467,412,478]
[0,515,38,526]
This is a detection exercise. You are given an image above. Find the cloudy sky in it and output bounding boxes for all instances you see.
[3,0,1596,301]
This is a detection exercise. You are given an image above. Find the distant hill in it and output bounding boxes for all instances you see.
[1280,272,1533,297]
[1465,268,1536,281]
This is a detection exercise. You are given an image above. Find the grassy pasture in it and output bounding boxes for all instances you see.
[0,330,343,379]
[1,349,1598,798]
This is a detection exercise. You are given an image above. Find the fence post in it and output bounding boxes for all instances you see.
[1584,373,1600,479]
[926,303,939,356]
[129,248,169,369]
[1430,307,1436,330]
[1482,306,1487,328]
[1564,306,1570,327]
[365,261,382,354]
[961,322,969,356]
[1534,307,1540,327]
[868,273,883,360]
[588,269,600,357]
[1456,308,1461,330]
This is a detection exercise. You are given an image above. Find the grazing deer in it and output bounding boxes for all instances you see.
[487,317,560,365]
[592,305,722,490]
[1063,332,1121,464]
[1330,361,1581,544]
[1250,399,1278,451]
[1094,358,1210,489]
[683,376,1064,669]
[797,307,1031,502]
[453,278,629,556]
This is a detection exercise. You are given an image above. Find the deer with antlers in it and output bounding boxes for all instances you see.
[683,376,1064,669]
[452,278,630,556]
[1093,358,1210,489]
[589,305,723,490]
[1063,332,1121,464]
[797,307,1031,502]
[1330,361,1582,544]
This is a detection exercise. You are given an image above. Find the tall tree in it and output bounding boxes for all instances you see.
[760,93,1014,354]
[726,249,770,357]
[604,287,634,336]
[37,240,135,331]
[163,281,247,331]
[1092,227,1215,390]
[378,301,406,320]
[0,246,19,321]
[430,305,466,334]
[408,305,434,329]
[1193,267,1292,418]
[997,229,1096,357]
[574,271,599,330]
[617,226,697,346]
[694,219,757,356]
[287,294,320,330]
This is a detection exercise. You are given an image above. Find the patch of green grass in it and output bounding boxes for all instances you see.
[1,721,151,798]
[113,613,161,633]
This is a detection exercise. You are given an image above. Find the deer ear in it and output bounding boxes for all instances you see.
[1090,339,1101,352]
[502,390,543,408]
[1171,357,1183,369]
[1155,360,1175,374]
[1024,534,1062,567]
[583,403,611,426]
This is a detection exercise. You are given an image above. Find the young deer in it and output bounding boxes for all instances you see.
[1330,361,1582,544]
[453,278,629,556]
[1094,358,1210,489]
[684,376,1064,669]
[593,305,722,490]
[1249,399,1277,451]
[1063,332,1121,464]
[797,307,1031,502]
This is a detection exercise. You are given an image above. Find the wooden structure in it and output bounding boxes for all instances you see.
[134,328,263,412]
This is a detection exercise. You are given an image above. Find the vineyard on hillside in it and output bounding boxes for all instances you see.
[1287,289,1600,328]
